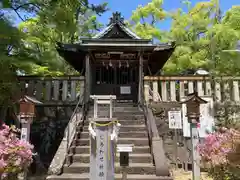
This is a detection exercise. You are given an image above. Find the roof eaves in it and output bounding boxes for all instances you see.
[92,24,114,39]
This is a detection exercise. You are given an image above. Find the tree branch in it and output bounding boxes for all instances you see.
[13,3,41,11]
[10,2,41,22]
[151,14,156,26]
[11,7,25,21]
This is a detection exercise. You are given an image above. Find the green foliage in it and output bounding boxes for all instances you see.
[0,0,108,110]
[0,16,28,107]
[129,0,240,75]
[129,0,166,40]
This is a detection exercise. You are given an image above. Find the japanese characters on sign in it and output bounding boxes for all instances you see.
[168,111,182,129]
[98,134,105,178]
[96,127,108,180]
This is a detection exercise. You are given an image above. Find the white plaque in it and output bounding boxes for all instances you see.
[120,86,131,94]
[182,96,215,138]
[168,111,182,129]
[117,146,133,153]
[21,128,28,140]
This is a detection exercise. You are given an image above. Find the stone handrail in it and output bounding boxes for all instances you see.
[143,104,170,177]
[47,95,85,175]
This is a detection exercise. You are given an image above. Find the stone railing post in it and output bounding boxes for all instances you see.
[144,81,150,104]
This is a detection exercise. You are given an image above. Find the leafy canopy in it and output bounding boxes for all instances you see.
[129,0,240,75]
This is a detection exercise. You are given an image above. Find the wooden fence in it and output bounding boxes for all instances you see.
[144,76,240,104]
[18,76,85,105]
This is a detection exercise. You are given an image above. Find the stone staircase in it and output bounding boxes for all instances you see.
[47,104,172,180]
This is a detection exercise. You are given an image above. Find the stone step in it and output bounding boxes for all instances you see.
[88,113,144,119]
[85,117,145,124]
[82,125,146,132]
[80,131,148,138]
[84,119,145,126]
[63,162,155,174]
[89,106,141,112]
[47,173,173,180]
[72,145,151,154]
[72,153,152,163]
[87,116,145,121]
[77,138,149,146]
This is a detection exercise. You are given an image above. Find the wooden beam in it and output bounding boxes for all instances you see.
[18,76,85,81]
[144,76,240,81]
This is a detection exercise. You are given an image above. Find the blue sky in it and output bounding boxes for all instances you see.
[89,0,239,30]
[13,0,240,30]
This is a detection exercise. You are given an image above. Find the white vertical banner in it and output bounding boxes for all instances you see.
[168,111,182,129]
[182,96,215,137]
[96,126,108,180]
[93,125,114,180]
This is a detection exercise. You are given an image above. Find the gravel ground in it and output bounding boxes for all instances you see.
[171,169,213,180]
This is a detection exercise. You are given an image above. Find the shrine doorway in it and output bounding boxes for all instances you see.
[92,60,139,102]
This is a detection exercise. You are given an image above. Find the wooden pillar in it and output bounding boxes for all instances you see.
[138,53,143,104]
[85,54,90,104]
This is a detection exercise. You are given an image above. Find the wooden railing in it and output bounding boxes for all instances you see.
[144,76,240,103]
[18,76,85,105]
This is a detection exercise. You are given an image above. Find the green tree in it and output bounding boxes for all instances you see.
[129,0,240,75]
[1,0,107,75]
[0,0,108,119]
[0,15,31,119]
[128,0,166,41]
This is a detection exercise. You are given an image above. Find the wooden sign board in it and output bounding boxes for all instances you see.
[168,111,182,129]
[182,96,215,138]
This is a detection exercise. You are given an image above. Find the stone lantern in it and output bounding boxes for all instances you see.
[18,95,42,180]
[18,95,42,140]
[181,92,207,180]
[19,98,35,123]
[181,92,207,124]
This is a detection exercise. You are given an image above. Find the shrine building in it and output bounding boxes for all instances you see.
[56,12,175,103]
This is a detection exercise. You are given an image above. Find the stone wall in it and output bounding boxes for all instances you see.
[29,105,74,175]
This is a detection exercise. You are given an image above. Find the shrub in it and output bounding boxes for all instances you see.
[198,127,240,180]
[0,123,34,179]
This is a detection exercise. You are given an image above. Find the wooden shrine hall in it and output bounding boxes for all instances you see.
[57,12,175,103]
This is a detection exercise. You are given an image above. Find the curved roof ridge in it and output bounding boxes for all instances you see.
[92,21,141,39]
